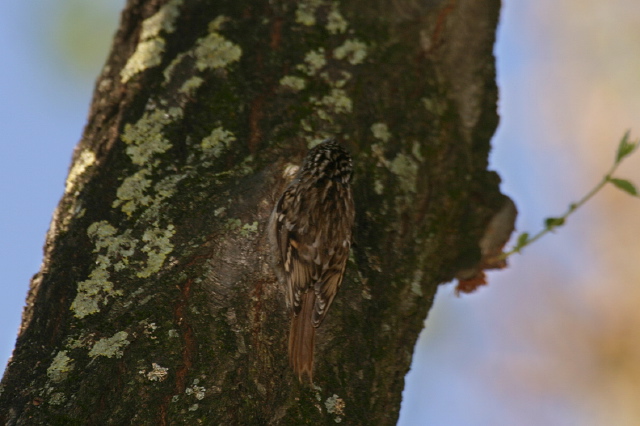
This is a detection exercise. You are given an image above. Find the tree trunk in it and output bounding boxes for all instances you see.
[0,0,510,424]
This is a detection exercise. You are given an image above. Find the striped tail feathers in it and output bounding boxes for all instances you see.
[288,291,316,382]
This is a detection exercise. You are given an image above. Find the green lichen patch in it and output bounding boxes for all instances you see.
[47,351,74,383]
[201,127,236,157]
[112,170,154,216]
[295,0,324,26]
[179,76,205,95]
[137,224,176,278]
[121,108,182,167]
[371,123,391,142]
[279,75,307,92]
[324,393,346,422]
[71,267,122,318]
[120,0,184,83]
[121,39,166,84]
[313,88,353,122]
[140,0,184,40]
[326,3,348,34]
[297,48,327,76]
[49,392,67,406]
[333,39,368,65]
[389,153,418,194]
[194,22,242,71]
[71,221,137,318]
[88,331,130,359]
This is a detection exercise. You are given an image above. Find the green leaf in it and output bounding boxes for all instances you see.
[515,232,529,249]
[544,217,565,229]
[615,130,638,163]
[609,177,639,196]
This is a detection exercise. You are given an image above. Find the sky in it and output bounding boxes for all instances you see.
[1,1,640,424]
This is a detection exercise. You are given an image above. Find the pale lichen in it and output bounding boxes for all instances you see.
[65,149,96,194]
[201,127,236,156]
[146,362,169,381]
[121,39,166,84]
[112,170,154,216]
[47,351,74,383]
[325,394,346,419]
[371,123,391,142]
[240,221,258,237]
[71,267,122,318]
[179,76,205,95]
[314,88,352,120]
[295,0,323,26]
[49,392,67,406]
[389,153,418,193]
[120,0,184,83]
[121,108,182,167]
[422,96,446,115]
[185,380,206,400]
[326,3,348,34]
[71,221,135,318]
[374,179,384,195]
[137,224,176,278]
[333,39,368,65]
[88,331,130,358]
[410,269,423,296]
[279,75,307,92]
[140,0,183,40]
[194,24,242,71]
[298,48,327,76]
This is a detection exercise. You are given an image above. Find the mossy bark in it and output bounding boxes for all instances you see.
[0,0,508,424]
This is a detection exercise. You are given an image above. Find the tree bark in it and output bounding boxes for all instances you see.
[0,0,510,424]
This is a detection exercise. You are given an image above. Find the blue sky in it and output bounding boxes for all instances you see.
[2,2,639,424]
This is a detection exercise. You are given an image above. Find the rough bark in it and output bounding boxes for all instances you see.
[0,0,509,424]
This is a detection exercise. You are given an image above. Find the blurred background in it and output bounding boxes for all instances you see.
[1,1,639,424]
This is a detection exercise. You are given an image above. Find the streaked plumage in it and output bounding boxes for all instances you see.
[269,139,355,381]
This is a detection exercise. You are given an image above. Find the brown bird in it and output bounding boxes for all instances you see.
[269,140,355,381]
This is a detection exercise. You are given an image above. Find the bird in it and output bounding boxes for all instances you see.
[268,139,355,381]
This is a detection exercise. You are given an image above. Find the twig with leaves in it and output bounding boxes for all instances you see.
[501,131,639,259]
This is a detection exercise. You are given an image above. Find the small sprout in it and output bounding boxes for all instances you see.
[501,131,639,260]
[615,130,638,163]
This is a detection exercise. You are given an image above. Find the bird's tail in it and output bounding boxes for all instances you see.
[289,291,316,382]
